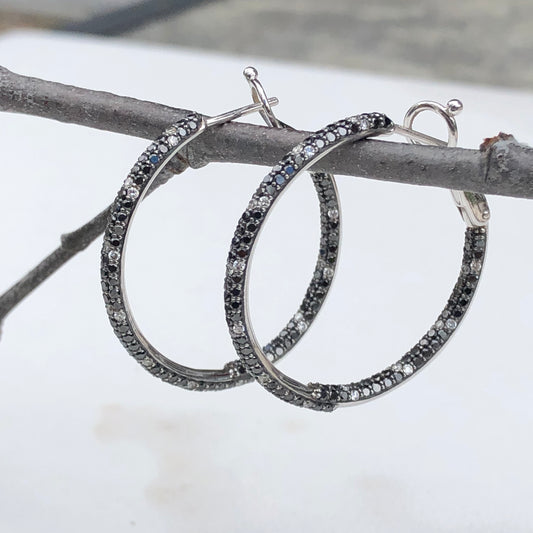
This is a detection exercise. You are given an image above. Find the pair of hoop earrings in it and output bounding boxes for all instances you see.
[101,68,489,412]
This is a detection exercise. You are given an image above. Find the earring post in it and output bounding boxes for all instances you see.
[392,124,448,147]
[205,97,279,127]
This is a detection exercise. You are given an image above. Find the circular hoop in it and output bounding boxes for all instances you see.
[224,112,488,410]
[101,112,342,391]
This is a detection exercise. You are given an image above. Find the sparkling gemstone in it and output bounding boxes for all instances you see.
[372,382,381,393]
[233,259,246,271]
[326,132,336,142]
[285,165,295,175]
[296,321,307,333]
[471,259,482,273]
[188,121,197,129]
[337,127,347,136]
[403,363,414,376]
[265,352,275,362]
[275,174,285,185]
[304,145,315,156]
[294,311,304,322]
[445,318,457,330]
[158,144,168,153]
[323,267,334,281]
[127,187,139,200]
[359,118,370,130]
[275,346,284,356]
[124,177,133,187]
[149,154,159,164]
[363,387,371,397]
[435,320,444,330]
[113,310,126,322]
[392,363,402,372]
[258,374,270,384]
[291,144,303,154]
[166,126,177,135]
[327,208,339,221]
[350,389,360,401]
[232,323,244,335]
[257,196,271,208]
[168,135,178,146]
[108,250,120,262]
[316,139,325,148]
[178,127,187,136]
[384,378,392,388]
[262,175,272,183]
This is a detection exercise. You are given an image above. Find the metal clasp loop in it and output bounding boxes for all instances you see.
[394,99,490,227]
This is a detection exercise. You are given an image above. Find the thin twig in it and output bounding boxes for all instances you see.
[2,65,533,197]
[1,65,532,336]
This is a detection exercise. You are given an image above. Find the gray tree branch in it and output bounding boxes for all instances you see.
[0,65,532,335]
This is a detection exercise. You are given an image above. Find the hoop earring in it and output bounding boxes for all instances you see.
[224,103,489,411]
[100,69,342,391]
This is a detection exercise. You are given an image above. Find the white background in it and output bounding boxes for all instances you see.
[1,31,532,532]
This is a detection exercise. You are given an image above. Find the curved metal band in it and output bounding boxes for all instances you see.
[101,112,341,391]
[224,112,488,411]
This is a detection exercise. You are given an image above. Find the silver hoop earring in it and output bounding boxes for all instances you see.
[101,69,342,391]
[224,102,489,411]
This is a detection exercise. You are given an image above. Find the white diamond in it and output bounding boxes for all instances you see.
[435,320,444,330]
[384,378,392,388]
[445,318,457,330]
[363,387,371,397]
[113,310,126,322]
[296,321,307,333]
[471,259,482,273]
[232,323,244,335]
[316,139,325,148]
[291,144,303,154]
[326,132,336,142]
[327,208,339,221]
[127,187,139,200]
[359,118,370,131]
[124,177,133,187]
[108,250,120,262]
[178,127,187,136]
[233,259,246,271]
[350,389,360,401]
[323,267,334,281]
[337,127,347,136]
[372,382,381,393]
[188,121,197,129]
[403,364,414,376]
[168,135,178,146]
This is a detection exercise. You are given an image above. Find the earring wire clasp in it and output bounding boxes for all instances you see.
[393,99,489,227]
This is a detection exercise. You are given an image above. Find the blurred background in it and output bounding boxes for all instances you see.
[0,0,532,89]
